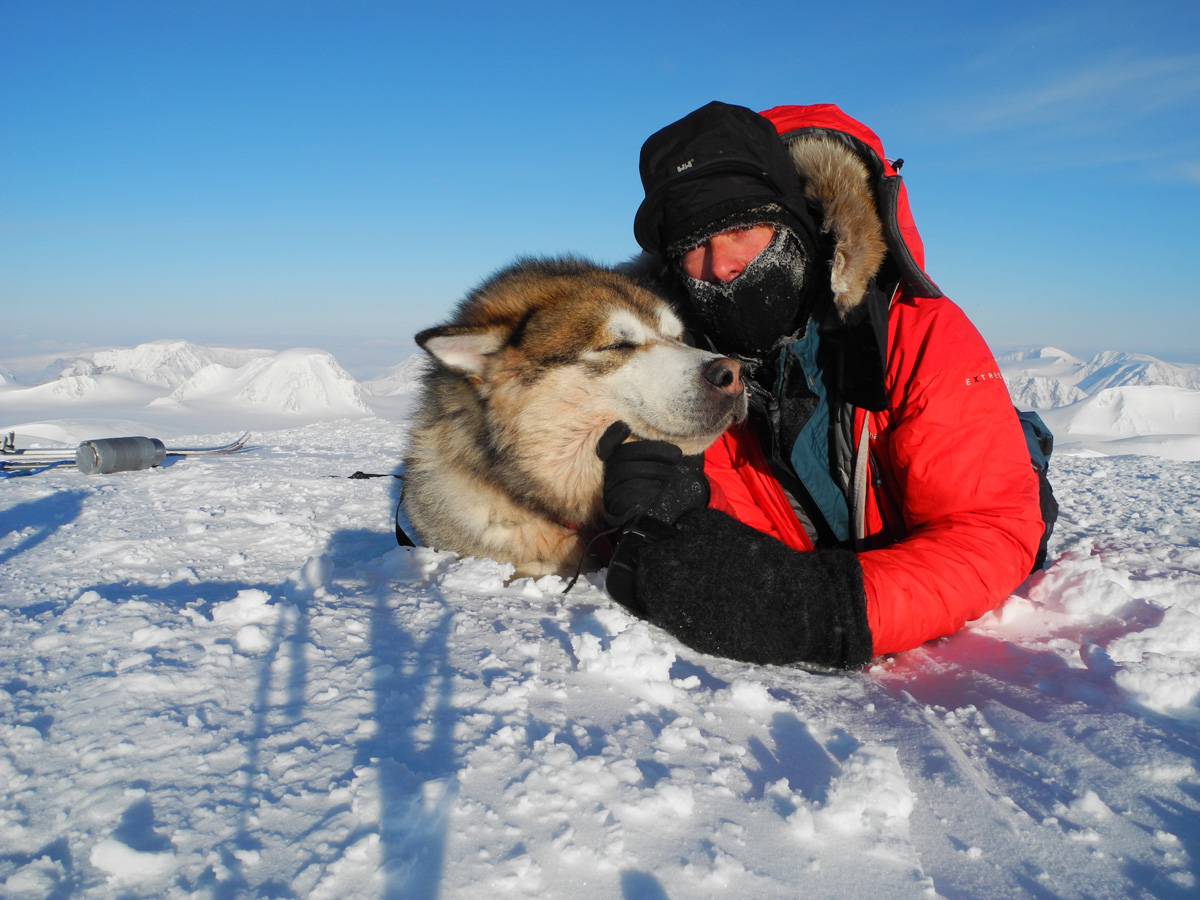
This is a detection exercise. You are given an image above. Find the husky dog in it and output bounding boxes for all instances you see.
[403,257,747,579]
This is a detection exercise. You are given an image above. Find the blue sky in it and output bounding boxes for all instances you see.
[2,0,1197,377]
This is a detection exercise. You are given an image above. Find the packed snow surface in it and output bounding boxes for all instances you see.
[0,342,1197,899]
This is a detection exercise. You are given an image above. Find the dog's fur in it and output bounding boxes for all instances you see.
[403,257,747,578]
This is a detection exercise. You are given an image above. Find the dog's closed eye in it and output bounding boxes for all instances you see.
[598,340,638,352]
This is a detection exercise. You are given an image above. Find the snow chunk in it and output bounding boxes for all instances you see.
[438,556,514,593]
[1108,604,1200,721]
[815,745,914,836]
[89,838,176,882]
[307,833,384,900]
[207,589,284,655]
[616,783,696,822]
[721,678,782,713]
[572,624,677,706]
[235,625,273,655]
[209,589,279,627]
[1026,551,1136,620]
[1061,790,1113,821]
[294,554,334,595]
[2,856,69,897]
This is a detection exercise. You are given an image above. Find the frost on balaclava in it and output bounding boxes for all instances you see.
[679,224,812,359]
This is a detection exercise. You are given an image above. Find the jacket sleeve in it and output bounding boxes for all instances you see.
[858,297,1045,656]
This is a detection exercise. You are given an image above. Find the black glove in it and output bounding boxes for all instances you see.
[635,508,872,669]
[596,421,709,527]
[596,421,710,616]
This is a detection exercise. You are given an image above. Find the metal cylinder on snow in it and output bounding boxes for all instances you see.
[75,437,167,474]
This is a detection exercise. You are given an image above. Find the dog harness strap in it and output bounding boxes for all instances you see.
[394,497,415,547]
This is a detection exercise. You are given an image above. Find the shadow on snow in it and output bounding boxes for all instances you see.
[1,493,460,898]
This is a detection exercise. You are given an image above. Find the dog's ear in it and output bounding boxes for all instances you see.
[416,325,507,376]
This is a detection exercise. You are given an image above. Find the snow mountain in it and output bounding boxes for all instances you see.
[1000,347,1200,406]
[154,348,372,416]
[999,347,1200,460]
[1075,350,1200,394]
[361,354,432,398]
[5,340,274,391]
[1000,375,1088,410]
[59,340,231,390]
[0,341,373,427]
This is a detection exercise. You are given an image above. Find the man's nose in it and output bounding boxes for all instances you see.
[708,236,746,283]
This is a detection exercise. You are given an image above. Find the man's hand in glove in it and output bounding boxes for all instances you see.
[595,423,873,670]
[635,509,873,669]
[595,421,709,527]
[596,421,710,616]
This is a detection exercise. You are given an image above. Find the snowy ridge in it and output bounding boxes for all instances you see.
[3,341,1196,458]
[1076,350,1200,394]
[999,347,1200,459]
[998,345,1082,362]
[3,340,275,390]
[1000,346,1200,404]
[61,340,228,389]
[360,354,431,398]
[0,341,374,428]
[1040,385,1200,438]
[154,349,372,416]
[1000,375,1088,410]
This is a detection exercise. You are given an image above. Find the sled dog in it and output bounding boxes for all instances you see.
[403,257,747,579]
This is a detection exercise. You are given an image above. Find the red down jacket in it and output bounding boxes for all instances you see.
[702,105,1044,657]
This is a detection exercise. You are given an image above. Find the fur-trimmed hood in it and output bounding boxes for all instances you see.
[762,103,941,317]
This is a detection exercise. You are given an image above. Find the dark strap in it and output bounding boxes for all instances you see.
[340,471,415,547]
[395,497,415,548]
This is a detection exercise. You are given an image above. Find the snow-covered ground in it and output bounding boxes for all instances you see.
[1,341,1197,899]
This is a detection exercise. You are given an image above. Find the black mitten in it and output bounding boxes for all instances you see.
[596,421,710,615]
[636,508,872,669]
[596,421,709,527]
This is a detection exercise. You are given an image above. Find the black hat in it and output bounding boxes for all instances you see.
[633,101,818,257]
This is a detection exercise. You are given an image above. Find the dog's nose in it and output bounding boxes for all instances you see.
[703,357,743,396]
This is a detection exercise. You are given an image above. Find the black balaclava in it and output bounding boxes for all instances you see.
[679,220,813,358]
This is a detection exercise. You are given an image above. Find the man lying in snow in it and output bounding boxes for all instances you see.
[600,101,1048,669]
